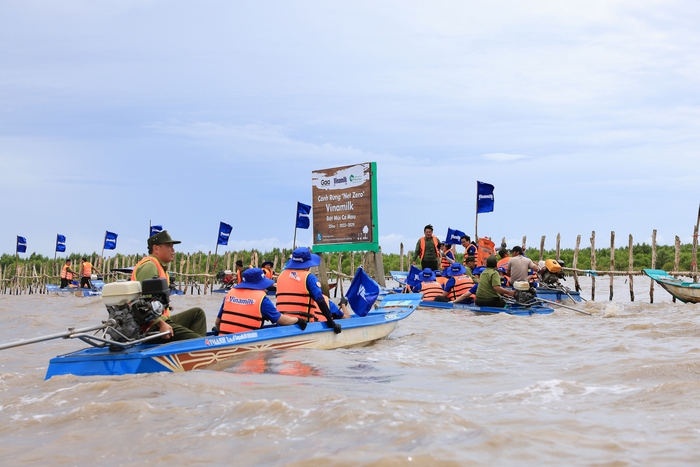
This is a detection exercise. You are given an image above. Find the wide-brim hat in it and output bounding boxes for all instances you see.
[235,268,274,290]
[421,268,436,282]
[285,247,321,269]
[148,230,181,248]
[446,262,466,277]
[472,266,486,276]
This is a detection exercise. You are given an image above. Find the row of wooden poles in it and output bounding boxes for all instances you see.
[0,248,385,297]
[396,229,699,303]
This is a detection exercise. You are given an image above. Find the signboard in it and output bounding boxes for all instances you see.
[311,162,379,253]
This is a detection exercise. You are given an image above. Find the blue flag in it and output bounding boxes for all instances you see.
[296,202,311,229]
[150,225,163,237]
[104,231,118,250]
[16,236,27,254]
[406,265,423,289]
[217,222,233,246]
[445,227,466,245]
[477,181,495,214]
[346,267,380,317]
[56,234,66,253]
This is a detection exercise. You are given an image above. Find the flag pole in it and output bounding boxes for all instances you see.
[100,230,106,276]
[474,181,479,241]
[293,226,298,250]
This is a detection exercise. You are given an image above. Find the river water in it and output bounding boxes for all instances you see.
[1,277,699,466]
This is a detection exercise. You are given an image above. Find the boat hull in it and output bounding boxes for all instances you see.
[643,269,700,303]
[45,293,420,379]
[419,300,554,316]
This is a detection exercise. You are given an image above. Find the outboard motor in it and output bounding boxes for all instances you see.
[216,270,236,290]
[539,259,566,287]
[512,281,537,305]
[102,278,170,342]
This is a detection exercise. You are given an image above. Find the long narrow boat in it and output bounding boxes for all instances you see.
[530,286,582,303]
[419,300,554,316]
[46,280,104,297]
[643,269,700,303]
[44,293,420,379]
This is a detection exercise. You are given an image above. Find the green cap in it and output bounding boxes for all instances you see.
[148,230,181,248]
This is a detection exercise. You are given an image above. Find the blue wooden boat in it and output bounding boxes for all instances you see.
[532,286,582,303]
[643,269,700,303]
[418,300,554,316]
[43,293,420,379]
[46,280,104,297]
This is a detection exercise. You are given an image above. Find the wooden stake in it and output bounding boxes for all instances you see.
[609,231,615,301]
[628,234,634,302]
[590,231,596,301]
[650,229,657,303]
[573,234,581,293]
[539,236,545,262]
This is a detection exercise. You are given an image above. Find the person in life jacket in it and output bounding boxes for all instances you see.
[439,242,455,271]
[234,260,245,285]
[452,266,485,304]
[215,268,307,335]
[497,266,511,287]
[412,224,440,271]
[60,259,76,288]
[79,256,98,288]
[496,248,511,268]
[411,268,444,301]
[276,247,342,333]
[260,260,277,293]
[460,235,478,262]
[131,230,207,342]
[441,262,475,302]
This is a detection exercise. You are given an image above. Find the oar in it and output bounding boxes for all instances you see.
[536,297,592,316]
[0,321,114,351]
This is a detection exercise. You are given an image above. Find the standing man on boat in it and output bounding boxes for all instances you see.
[413,224,440,271]
[507,246,539,284]
[60,259,76,288]
[79,257,98,288]
[460,235,478,263]
[132,230,207,342]
[214,268,307,335]
[276,247,342,333]
[475,256,516,308]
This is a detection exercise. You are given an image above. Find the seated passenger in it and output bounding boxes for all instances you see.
[452,266,484,304]
[475,255,516,308]
[441,262,475,302]
[412,268,444,301]
[497,266,510,287]
[215,268,307,335]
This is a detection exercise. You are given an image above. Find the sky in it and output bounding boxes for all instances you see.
[1,0,699,258]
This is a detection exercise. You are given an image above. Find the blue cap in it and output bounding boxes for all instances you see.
[421,268,436,282]
[446,262,466,277]
[472,266,486,276]
[235,268,274,290]
[285,247,321,269]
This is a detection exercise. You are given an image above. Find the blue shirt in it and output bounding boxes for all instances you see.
[217,294,282,324]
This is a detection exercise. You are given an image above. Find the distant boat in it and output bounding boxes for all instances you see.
[46,280,104,297]
[643,269,700,303]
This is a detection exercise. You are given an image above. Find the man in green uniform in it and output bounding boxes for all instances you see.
[412,224,440,271]
[464,256,478,282]
[132,230,207,342]
[475,255,516,308]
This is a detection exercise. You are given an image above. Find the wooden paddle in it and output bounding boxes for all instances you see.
[536,297,592,316]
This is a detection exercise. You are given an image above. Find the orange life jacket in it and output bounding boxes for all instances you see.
[81,261,92,277]
[262,267,274,280]
[276,269,326,322]
[440,249,454,270]
[131,256,170,317]
[447,275,475,300]
[419,236,439,260]
[497,257,510,268]
[476,237,495,266]
[60,265,74,280]
[237,269,243,284]
[436,275,448,286]
[419,281,444,301]
[218,288,266,334]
